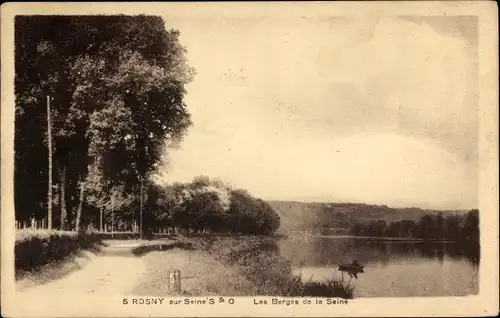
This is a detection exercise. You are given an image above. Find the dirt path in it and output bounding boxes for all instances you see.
[17,241,146,297]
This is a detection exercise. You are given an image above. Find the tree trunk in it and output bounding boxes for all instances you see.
[75,181,85,232]
[47,95,53,229]
[59,166,67,230]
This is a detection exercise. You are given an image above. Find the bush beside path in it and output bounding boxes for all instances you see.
[17,240,147,297]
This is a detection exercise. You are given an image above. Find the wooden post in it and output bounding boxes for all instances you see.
[167,270,181,294]
[47,95,52,230]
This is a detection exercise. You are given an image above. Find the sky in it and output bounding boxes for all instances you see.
[156,13,478,210]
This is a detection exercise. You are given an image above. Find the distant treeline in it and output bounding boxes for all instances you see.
[268,200,471,232]
[349,209,479,241]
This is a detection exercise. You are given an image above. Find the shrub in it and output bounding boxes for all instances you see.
[93,231,140,240]
[15,229,100,272]
[292,278,354,298]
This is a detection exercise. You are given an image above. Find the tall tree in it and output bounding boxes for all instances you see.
[15,16,194,230]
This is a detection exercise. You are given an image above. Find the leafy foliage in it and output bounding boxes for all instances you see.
[15,16,194,231]
[150,176,281,235]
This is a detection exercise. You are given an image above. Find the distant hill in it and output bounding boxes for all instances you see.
[267,200,470,232]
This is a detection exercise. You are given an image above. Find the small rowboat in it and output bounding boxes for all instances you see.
[338,264,364,273]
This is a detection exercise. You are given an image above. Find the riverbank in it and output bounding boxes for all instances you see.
[16,236,354,298]
[133,236,353,297]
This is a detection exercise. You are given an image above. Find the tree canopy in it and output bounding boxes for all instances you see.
[15,15,194,230]
[150,176,281,235]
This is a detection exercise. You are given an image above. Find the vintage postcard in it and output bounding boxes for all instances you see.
[1,1,498,317]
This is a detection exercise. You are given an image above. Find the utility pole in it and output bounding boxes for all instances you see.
[47,95,52,230]
[132,203,135,233]
[140,177,143,240]
[100,208,103,232]
[111,194,115,239]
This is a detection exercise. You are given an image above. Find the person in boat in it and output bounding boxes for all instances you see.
[348,259,362,279]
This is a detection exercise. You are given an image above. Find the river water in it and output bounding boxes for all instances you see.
[278,235,479,297]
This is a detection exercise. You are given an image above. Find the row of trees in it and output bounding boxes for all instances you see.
[349,210,479,241]
[15,16,282,236]
[79,176,281,236]
[15,15,194,231]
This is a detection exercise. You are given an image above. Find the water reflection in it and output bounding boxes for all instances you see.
[280,236,480,267]
[279,236,479,297]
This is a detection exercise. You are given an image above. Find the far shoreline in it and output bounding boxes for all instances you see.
[281,232,471,243]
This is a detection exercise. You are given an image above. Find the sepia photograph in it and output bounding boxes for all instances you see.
[1,2,498,317]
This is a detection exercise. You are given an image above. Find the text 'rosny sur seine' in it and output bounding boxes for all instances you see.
[122,297,349,306]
